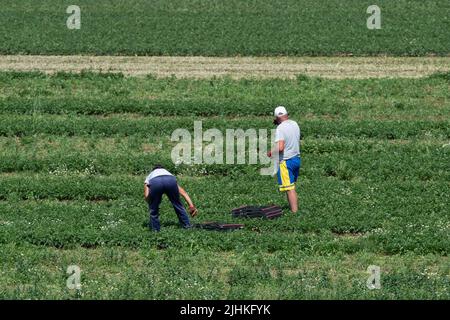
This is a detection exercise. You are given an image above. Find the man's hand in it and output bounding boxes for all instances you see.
[188,205,198,217]
[267,140,284,158]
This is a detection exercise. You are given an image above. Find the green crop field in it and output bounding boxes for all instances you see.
[0,0,449,302]
[1,0,449,56]
[0,71,449,299]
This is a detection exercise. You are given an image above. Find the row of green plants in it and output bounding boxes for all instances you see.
[1,0,449,55]
[0,138,448,181]
[0,173,448,253]
[0,114,448,139]
[0,71,448,117]
[2,243,449,299]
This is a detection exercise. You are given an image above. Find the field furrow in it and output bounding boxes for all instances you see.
[0,56,449,78]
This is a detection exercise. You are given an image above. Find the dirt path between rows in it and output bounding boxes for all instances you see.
[0,55,449,79]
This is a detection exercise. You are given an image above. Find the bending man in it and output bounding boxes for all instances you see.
[144,165,198,231]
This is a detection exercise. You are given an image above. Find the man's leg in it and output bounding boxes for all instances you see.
[289,157,301,213]
[164,176,191,229]
[278,160,295,211]
[286,189,298,213]
[287,157,300,213]
[148,179,164,231]
[278,157,300,213]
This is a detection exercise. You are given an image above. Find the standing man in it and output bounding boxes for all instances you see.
[144,165,198,231]
[267,106,301,213]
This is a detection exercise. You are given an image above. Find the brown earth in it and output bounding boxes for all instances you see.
[0,55,449,79]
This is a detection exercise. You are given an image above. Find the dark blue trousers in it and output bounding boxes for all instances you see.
[147,175,191,231]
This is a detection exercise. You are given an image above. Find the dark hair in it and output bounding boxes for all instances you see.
[152,164,164,171]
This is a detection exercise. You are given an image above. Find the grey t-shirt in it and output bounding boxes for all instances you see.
[144,168,173,185]
[275,119,301,160]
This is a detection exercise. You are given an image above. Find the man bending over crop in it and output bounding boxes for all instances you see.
[267,106,301,213]
[144,165,198,231]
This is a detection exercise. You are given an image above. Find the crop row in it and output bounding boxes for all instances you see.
[0,139,448,182]
[2,171,448,211]
[2,134,447,154]
[1,134,447,153]
[1,0,449,55]
[0,173,448,254]
[0,114,448,139]
[0,71,448,117]
[1,242,449,299]
[2,172,448,212]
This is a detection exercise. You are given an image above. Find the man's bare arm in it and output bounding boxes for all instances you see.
[178,186,194,207]
[178,185,198,217]
[267,140,285,158]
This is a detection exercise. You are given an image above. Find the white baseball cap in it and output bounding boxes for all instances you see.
[274,106,288,117]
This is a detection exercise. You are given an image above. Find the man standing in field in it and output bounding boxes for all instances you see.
[267,106,301,213]
[144,165,198,231]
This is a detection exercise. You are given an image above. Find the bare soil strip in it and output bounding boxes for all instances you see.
[0,55,449,79]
